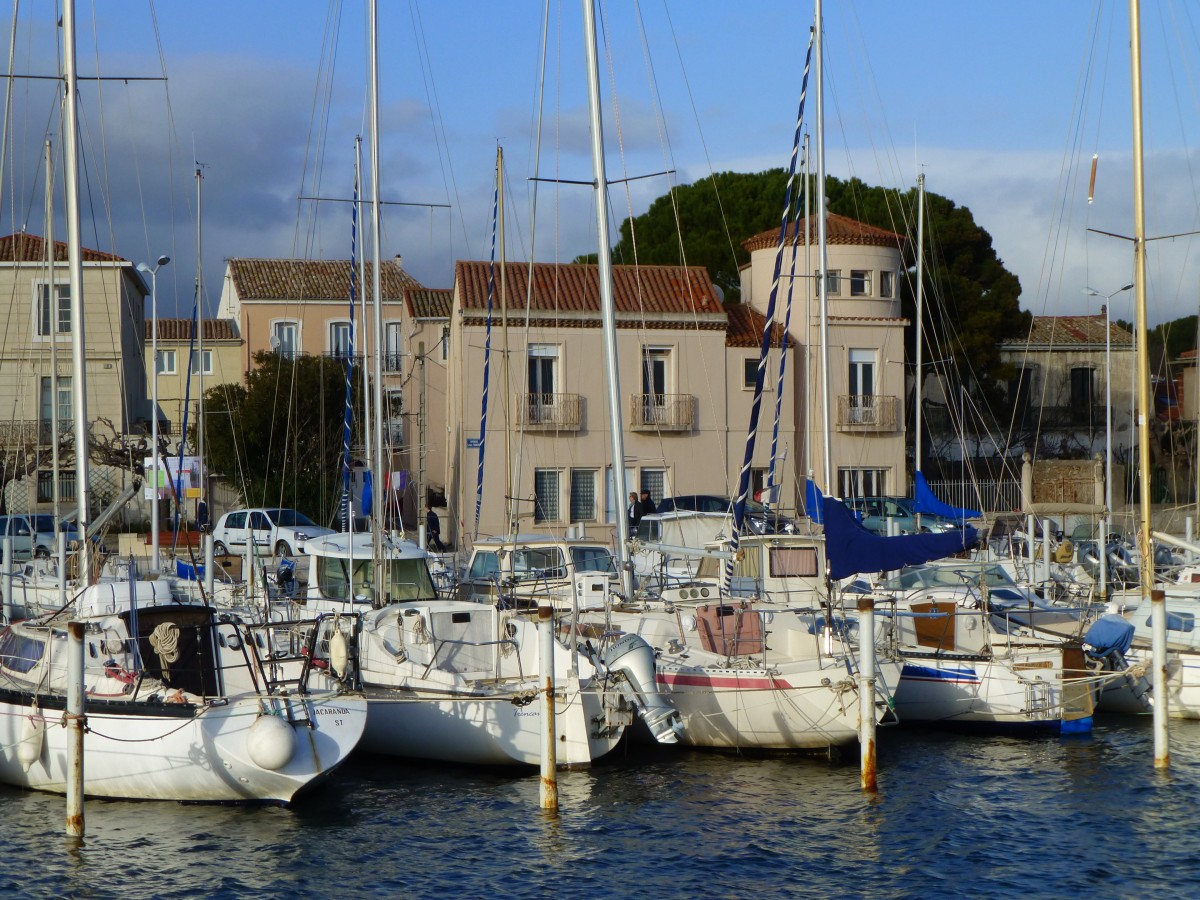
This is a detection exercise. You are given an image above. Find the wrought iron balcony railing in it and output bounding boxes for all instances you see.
[518,393,583,431]
[629,393,695,432]
[836,394,898,432]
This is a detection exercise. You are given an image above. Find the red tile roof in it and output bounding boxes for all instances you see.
[724,304,787,348]
[0,233,126,262]
[407,288,452,319]
[455,261,723,317]
[742,213,905,252]
[146,318,240,342]
[1019,314,1134,348]
[227,257,421,301]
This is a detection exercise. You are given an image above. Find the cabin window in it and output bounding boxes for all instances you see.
[571,546,616,573]
[468,551,499,581]
[513,546,566,580]
[534,469,561,522]
[156,349,177,375]
[570,469,597,522]
[850,270,870,296]
[879,271,894,298]
[0,628,44,674]
[770,547,819,577]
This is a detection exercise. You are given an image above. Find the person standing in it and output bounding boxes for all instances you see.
[425,503,445,552]
[627,492,641,533]
[639,490,657,517]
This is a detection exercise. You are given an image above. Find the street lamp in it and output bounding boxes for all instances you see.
[138,255,170,573]
[1085,281,1134,595]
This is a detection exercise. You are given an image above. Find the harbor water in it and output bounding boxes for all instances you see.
[2,716,1197,898]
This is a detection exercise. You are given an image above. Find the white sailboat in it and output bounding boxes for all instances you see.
[0,2,367,803]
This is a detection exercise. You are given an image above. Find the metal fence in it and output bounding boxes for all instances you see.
[921,478,1022,514]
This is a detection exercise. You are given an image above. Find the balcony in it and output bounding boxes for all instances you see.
[630,394,695,432]
[0,419,72,446]
[836,394,898,432]
[518,393,583,431]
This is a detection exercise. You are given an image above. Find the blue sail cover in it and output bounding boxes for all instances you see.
[913,471,981,520]
[805,478,825,524]
[823,496,979,580]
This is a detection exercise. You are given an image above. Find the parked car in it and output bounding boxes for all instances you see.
[211,508,335,557]
[0,514,85,560]
[654,494,798,535]
[843,496,965,536]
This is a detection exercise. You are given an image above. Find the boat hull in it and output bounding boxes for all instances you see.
[0,690,367,803]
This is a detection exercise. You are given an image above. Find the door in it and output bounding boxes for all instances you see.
[848,349,876,424]
[642,348,669,423]
[528,347,556,423]
[248,510,273,549]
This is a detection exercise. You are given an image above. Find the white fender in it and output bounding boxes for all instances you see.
[246,714,296,770]
[18,712,45,771]
[603,633,682,744]
[329,628,350,678]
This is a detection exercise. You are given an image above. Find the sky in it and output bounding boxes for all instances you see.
[4,1,1200,330]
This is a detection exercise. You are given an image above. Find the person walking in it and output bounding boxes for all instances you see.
[425,503,445,552]
[627,492,641,533]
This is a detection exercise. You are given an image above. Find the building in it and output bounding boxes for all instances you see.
[0,233,148,512]
[740,212,908,504]
[145,317,243,446]
[444,260,788,544]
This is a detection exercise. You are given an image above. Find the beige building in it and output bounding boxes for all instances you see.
[445,260,788,544]
[740,213,908,504]
[0,233,148,512]
[145,317,243,445]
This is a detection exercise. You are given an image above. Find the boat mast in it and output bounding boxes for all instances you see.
[815,0,832,494]
[914,173,925,480]
[582,0,633,599]
[195,166,206,520]
[62,0,92,584]
[44,140,62,544]
[368,0,386,561]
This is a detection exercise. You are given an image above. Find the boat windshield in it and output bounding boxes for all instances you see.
[570,546,616,574]
[317,555,436,602]
[0,627,45,674]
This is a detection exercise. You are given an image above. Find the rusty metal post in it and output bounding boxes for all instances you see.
[1151,588,1169,768]
[858,596,877,792]
[538,600,558,811]
[66,620,85,837]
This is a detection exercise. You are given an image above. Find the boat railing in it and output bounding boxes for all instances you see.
[222,612,361,704]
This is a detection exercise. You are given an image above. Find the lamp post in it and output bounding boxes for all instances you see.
[1085,281,1134,596]
[138,255,170,573]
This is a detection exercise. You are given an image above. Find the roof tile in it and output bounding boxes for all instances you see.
[0,233,125,263]
[742,212,905,252]
[227,257,421,301]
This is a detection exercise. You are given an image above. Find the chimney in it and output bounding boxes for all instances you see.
[394,254,403,269]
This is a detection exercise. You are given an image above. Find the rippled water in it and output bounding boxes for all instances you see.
[2,717,1197,898]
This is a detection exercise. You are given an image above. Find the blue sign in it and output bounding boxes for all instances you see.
[466,437,482,449]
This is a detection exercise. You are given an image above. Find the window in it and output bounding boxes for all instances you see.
[1009,367,1036,429]
[639,468,667,506]
[744,358,758,389]
[534,469,560,523]
[441,326,450,361]
[570,469,597,522]
[769,546,819,578]
[35,283,71,337]
[156,349,177,375]
[384,322,403,371]
[329,321,353,360]
[879,270,894,299]
[385,389,404,445]
[37,469,76,502]
[847,349,877,424]
[273,321,299,358]
[839,467,887,499]
[817,269,841,295]
[1070,367,1096,426]
[850,270,871,296]
[640,347,671,423]
[528,344,559,423]
[189,349,213,376]
[468,551,499,581]
[39,376,71,436]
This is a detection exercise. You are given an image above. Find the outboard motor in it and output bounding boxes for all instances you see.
[602,633,683,744]
[275,557,297,598]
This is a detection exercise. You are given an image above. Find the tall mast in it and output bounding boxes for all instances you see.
[195,166,206,515]
[62,0,92,583]
[45,140,62,538]
[815,0,832,493]
[368,0,386,552]
[582,0,633,599]
[355,136,374,488]
[497,147,513,534]
[914,173,925,478]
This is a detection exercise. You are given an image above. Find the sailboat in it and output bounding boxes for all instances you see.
[0,2,367,803]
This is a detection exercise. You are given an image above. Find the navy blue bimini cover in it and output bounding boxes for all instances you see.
[823,496,979,580]
[1083,613,1135,656]
[913,471,981,521]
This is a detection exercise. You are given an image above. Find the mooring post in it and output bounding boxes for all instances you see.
[66,620,86,838]
[538,600,558,811]
[204,532,215,599]
[857,596,877,792]
[1151,588,1170,769]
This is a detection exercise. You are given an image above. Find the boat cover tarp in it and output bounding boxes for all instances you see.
[805,478,824,524]
[913,471,981,521]
[823,496,979,580]
[1083,613,1135,656]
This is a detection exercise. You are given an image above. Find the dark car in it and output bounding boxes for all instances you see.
[654,494,797,535]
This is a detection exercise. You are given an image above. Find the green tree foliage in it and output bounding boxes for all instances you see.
[598,169,1029,398]
[201,351,362,527]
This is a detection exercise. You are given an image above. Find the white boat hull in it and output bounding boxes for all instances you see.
[0,691,367,803]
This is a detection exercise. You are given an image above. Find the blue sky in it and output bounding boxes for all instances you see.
[5,1,1200,327]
